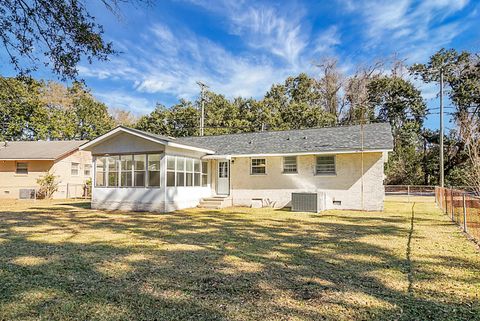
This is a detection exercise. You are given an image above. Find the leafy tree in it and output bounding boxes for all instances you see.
[0,0,126,79]
[136,104,172,136]
[0,76,43,140]
[70,83,115,140]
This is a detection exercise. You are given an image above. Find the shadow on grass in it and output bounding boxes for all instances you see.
[0,200,478,320]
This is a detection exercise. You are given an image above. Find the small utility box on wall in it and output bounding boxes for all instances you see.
[291,192,326,213]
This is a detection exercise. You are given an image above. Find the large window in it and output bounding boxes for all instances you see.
[71,162,79,176]
[283,156,297,173]
[148,154,161,187]
[166,156,207,187]
[316,156,336,175]
[16,162,28,175]
[251,158,266,175]
[94,154,205,188]
[95,154,161,187]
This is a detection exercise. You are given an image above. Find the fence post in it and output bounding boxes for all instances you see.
[451,189,454,222]
[407,185,410,196]
[463,193,467,232]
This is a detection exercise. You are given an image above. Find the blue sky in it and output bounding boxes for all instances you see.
[4,0,480,129]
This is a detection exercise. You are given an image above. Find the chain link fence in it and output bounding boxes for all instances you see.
[0,184,91,200]
[435,186,480,243]
[385,185,436,196]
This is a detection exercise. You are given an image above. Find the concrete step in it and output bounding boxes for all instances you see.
[197,196,231,209]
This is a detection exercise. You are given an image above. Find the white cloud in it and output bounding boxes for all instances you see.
[345,0,470,63]
[314,26,341,54]
[94,91,153,115]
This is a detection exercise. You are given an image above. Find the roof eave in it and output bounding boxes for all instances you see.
[201,148,393,159]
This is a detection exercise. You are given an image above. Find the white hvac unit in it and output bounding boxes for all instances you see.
[19,189,36,200]
[291,192,326,213]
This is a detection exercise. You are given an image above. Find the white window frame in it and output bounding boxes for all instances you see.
[71,162,80,176]
[282,156,298,174]
[16,162,28,175]
[166,155,203,187]
[250,158,266,175]
[315,155,336,176]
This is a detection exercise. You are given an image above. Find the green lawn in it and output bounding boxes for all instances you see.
[0,197,479,321]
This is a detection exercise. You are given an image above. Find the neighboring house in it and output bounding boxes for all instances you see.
[0,141,92,199]
[80,123,393,212]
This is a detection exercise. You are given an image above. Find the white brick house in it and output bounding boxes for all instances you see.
[80,123,393,212]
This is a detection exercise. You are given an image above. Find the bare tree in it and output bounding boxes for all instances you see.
[458,111,480,195]
[315,58,344,122]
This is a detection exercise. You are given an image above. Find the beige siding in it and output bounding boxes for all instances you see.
[229,152,385,211]
[0,150,92,199]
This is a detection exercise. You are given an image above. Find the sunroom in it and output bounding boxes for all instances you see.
[80,126,215,212]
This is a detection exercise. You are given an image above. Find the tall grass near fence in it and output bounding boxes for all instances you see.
[435,186,480,242]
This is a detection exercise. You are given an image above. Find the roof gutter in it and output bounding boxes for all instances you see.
[201,148,392,159]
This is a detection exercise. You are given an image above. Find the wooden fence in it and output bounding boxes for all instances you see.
[435,186,480,243]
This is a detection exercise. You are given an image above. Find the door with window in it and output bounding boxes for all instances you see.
[217,160,230,195]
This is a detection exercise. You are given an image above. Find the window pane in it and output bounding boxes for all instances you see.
[148,171,160,187]
[194,173,200,186]
[202,174,208,187]
[202,161,208,174]
[71,162,79,176]
[251,166,266,174]
[84,164,91,176]
[176,157,185,171]
[134,154,146,171]
[108,156,119,172]
[96,157,106,171]
[194,159,201,172]
[121,155,133,171]
[167,156,175,170]
[186,158,193,172]
[134,171,145,187]
[219,162,228,178]
[95,158,106,187]
[108,172,118,187]
[121,171,133,187]
[186,173,193,186]
[95,172,105,187]
[167,171,175,187]
[148,154,161,171]
[16,162,28,174]
[176,172,185,186]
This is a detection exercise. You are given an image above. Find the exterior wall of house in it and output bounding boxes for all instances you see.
[51,150,92,198]
[89,139,212,213]
[229,152,386,211]
[0,150,92,199]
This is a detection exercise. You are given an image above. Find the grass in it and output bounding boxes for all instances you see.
[0,197,479,321]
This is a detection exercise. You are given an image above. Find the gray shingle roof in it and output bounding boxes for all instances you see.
[175,123,393,155]
[0,140,87,160]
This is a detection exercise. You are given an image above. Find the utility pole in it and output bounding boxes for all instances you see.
[439,69,444,187]
[196,81,208,136]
